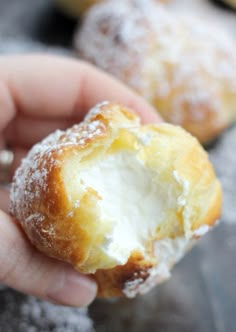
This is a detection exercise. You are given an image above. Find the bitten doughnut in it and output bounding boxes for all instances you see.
[76,0,236,144]
[10,102,221,298]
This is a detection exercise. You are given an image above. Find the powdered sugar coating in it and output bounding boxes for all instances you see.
[10,101,140,255]
[76,1,158,99]
[10,101,220,298]
[193,224,210,238]
[10,107,107,231]
[123,263,170,298]
[123,235,194,298]
[76,0,236,139]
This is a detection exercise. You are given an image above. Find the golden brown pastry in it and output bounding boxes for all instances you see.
[55,0,103,17]
[55,0,168,17]
[10,102,221,298]
[221,0,236,9]
[75,0,236,144]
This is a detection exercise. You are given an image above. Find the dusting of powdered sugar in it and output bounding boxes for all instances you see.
[123,236,193,298]
[10,129,63,223]
[138,132,152,146]
[172,170,193,237]
[168,0,236,39]
[76,0,157,98]
[193,224,210,237]
[85,101,110,120]
[10,106,106,226]
[76,0,236,126]
[123,263,170,298]
[173,170,190,207]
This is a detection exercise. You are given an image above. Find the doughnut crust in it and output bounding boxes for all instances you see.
[76,0,236,144]
[10,102,221,298]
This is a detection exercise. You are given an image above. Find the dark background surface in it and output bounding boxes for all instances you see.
[0,1,235,331]
[0,0,76,47]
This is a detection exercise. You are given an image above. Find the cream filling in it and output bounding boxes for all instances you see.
[79,152,168,265]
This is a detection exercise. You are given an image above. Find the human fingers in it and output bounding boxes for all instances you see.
[0,187,10,213]
[0,55,161,127]
[5,115,75,148]
[0,209,97,306]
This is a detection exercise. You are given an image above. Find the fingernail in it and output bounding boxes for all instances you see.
[47,267,97,307]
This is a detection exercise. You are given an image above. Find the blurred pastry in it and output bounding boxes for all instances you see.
[55,0,103,17]
[10,102,221,298]
[76,0,236,143]
[55,0,168,17]
[220,0,236,9]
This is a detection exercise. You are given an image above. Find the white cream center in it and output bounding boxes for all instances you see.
[79,152,166,264]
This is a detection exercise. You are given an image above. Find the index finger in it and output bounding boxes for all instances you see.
[0,54,161,127]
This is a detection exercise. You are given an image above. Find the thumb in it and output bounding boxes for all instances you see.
[0,210,97,306]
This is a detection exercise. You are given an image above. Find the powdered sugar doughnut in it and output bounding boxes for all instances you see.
[10,102,221,298]
[76,0,236,143]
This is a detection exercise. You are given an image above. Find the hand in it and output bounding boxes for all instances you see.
[0,55,160,306]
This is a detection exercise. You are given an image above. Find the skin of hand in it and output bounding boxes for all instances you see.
[0,54,161,307]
